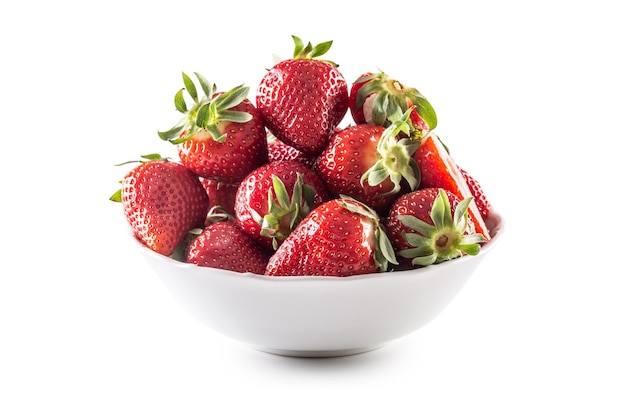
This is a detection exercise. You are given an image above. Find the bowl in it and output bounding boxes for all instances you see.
[133,211,505,357]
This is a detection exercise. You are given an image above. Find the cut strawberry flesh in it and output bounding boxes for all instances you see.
[415,134,491,240]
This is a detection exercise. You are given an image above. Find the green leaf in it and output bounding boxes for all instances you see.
[338,196,378,221]
[215,85,250,110]
[194,72,213,98]
[411,252,438,267]
[363,166,389,187]
[440,189,454,226]
[205,124,226,143]
[376,227,398,270]
[461,234,487,245]
[458,243,480,256]
[140,153,163,161]
[290,173,304,208]
[250,208,264,225]
[301,183,315,212]
[272,175,291,209]
[174,88,187,113]
[402,232,430,248]
[157,119,186,141]
[454,197,472,232]
[412,95,438,130]
[196,103,212,128]
[310,40,332,58]
[353,73,377,84]
[355,80,379,109]
[169,125,200,144]
[292,35,305,57]
[372,91,389,126]
[398,215,436,236]
[398,246,433,260]
[109,188,122,202]
[182,72,198,103]
[218,110,253,124]
[430,190,447,227]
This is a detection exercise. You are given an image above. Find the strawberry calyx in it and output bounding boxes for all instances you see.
[290,35,338,67]
[354,71,437,130]
[158,72,253,144]
[337,196,398,272]
[397,189,486,266]
[360,108,421,196]
[252,173,316,250]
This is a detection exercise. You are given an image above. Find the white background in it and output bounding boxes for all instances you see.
[1,0,624,415]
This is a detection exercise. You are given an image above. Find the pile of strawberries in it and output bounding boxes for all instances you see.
[111,36,493,278]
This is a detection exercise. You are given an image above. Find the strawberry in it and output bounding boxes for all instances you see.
[384,188,486,267]
[314,110,420,214]
[200,177,239,216]
[413,134,491,240]
[158,72,268,182]
[256,36,349,155]
[267,132,316,169]
[265,197,398,277]
[234,160,330,250]
[186,220,269,274]
[110,154,209,256]
[459,167,491,219]
[348,71,437,132]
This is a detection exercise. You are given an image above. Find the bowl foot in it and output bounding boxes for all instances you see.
[253,345,384,358]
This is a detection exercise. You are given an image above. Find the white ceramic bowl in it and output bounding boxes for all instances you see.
[133,211,505,357]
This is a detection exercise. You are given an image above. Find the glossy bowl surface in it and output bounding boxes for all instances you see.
[134,211,505,357]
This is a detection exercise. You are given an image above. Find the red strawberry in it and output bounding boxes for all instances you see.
[413,134,491,240]
[256,36,349,155]
[158,72,268,182]
[200,177,240,215]
[265,197,397,277]
[384,188,486,267]
[234,160,330,250]
[315,114,420,214]
[186,220,269,274]
[459,168,491,219]
[111,154,210,256]
[267,132,316,169]
[348,71,437,132]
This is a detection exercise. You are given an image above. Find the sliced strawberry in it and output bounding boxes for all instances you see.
[385,188,486,267]
[265,197,397,277]
[459,167,491,219]
[413,134,491,240]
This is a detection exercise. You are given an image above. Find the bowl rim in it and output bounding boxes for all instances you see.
[130,210,505,283]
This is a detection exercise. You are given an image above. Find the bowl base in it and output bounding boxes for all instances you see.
[253,345,384,358]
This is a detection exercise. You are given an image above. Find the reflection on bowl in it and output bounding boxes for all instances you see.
[132,211,505,357]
